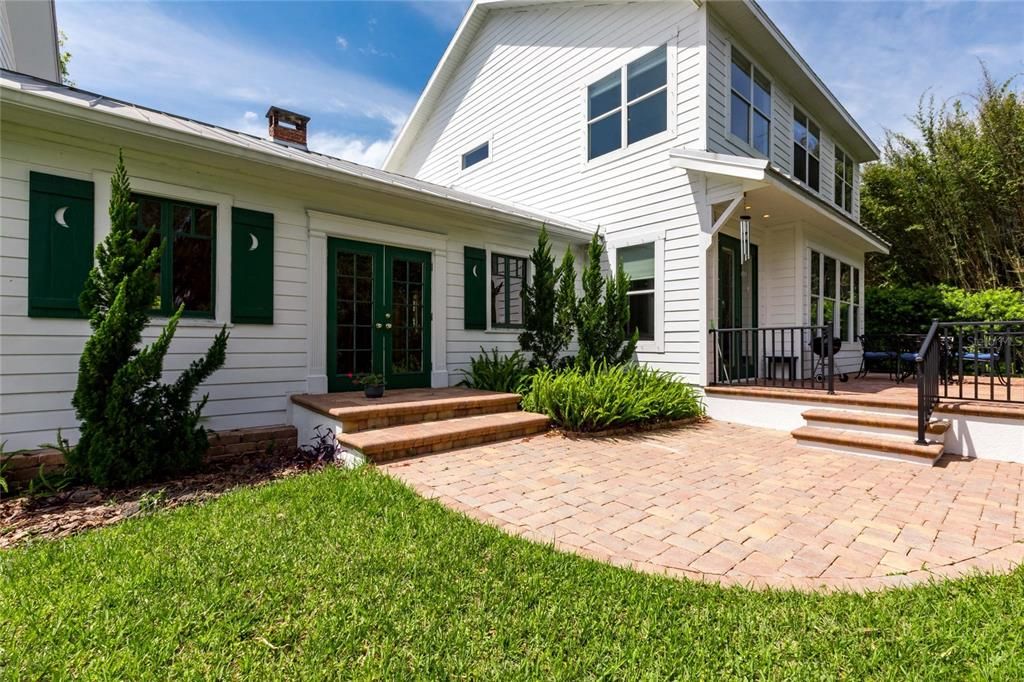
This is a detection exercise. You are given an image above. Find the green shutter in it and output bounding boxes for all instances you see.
[28,172,94,318]
[231,207,274,324]
[464,246,487,330]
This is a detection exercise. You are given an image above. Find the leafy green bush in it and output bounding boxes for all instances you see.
[866,285,1024,336]
[522,363,703,432]
[459,348,530,393]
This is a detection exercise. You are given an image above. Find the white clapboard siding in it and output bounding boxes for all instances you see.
[397,1,708,382]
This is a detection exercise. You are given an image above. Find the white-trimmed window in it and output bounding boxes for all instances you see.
[809,250,860,342]
[618,243,655,341]
[793,107,820,191]
[729,47,771,156]
[461,142,489,169]
[834,145,854,212]
[587,45,668,160]
[490,252,527,328]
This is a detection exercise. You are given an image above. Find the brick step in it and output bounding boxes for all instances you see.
[291,388,521,432]
[337,411,551,463]
[791,426,943,465]
[801,409,950,437]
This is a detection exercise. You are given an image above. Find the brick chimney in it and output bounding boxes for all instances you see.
[266,106,310,149]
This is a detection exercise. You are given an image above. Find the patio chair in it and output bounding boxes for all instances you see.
[855,334,897,379]
[953,332,1008,385]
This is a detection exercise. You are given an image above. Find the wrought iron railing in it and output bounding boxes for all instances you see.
[915,319,1024,443]
[709,325,835,393]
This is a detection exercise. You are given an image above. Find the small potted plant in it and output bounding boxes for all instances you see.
[355,372,386,399]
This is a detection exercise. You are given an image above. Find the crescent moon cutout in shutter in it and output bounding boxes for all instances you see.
[472,264,478,278]
[54,206,70,228]
[249,232,259,251]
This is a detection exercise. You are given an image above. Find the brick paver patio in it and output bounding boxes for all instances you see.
[381,420,1024,592]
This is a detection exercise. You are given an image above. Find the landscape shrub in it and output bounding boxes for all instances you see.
[574,232,638,367]
[866,285,1024,336]
[67,152,228,488]
[522,362,703,432]
[518,226,576,368]
[459,348,530,394]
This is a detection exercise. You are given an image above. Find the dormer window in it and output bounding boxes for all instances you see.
[729,47,771,156]
[793,107,820,191]
[587,45,668,160]
[461,142,489,169]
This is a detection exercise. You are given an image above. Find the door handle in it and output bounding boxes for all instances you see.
[385,323,393,330]
[375,323,383,329]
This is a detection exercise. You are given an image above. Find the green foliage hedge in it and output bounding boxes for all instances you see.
[458,347,530,393]
[866,285,1024,336]
[522,363,703,432]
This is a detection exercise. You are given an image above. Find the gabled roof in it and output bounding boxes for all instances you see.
[383,0,878,170]
[0,69,595,238]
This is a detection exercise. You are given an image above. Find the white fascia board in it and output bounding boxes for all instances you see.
[669,147,768,181]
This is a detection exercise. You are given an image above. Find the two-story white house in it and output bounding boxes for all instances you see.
[10,0,1017,464]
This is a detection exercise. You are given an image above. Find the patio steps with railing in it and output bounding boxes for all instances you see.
[290,388,550,463]
[793,408,950,465]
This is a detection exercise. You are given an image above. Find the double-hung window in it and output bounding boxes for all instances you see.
[618,243,656,341]
[793,108,820,191]
[491,253,527,328]
[132,193,216,317]
[729,48,771,156]
[809,250,860,342]
[834,146,854,212]
[587,45,668,160]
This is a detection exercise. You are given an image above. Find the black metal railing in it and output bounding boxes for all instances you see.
[709,325,836,394]
[915,319,1024,443]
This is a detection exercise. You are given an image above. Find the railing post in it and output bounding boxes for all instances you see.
[826,331,835,394]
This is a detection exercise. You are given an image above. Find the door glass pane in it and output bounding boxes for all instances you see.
[720,247,736,327]
[741,256,755,328]
[335,249,375,380]
[391,257,426,376]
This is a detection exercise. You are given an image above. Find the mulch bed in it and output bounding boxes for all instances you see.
[1,450,322,549]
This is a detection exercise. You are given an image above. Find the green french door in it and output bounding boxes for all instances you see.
[327,238,432,392]
[717,234,758,381]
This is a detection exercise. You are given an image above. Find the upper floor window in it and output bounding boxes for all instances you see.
[132,193,215,317]
[587,45,668,160]
[462,142,489,169]
[793,107,820,191]
[834,146,854,212]
[491,252,527,328]
[729,48,771,156]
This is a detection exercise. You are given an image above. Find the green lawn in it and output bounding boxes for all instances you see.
[2,467,1022,679]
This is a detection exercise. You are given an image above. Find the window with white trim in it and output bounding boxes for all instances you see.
[618,242,655,341]
[729,47,771,156]
[587,45,668,160]
[809,250,860,342]
[461,142,489,169]
[834,145,854,212]
[793,107,820,191]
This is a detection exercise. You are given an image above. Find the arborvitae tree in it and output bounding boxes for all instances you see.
[574,231,638,366]
[68,152,229,487]
[519,227,563,368]
[555,246,577,357]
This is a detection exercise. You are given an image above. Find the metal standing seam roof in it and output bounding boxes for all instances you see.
[0,69,595,236]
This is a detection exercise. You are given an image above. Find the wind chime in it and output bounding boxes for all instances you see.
[739,213,751,264]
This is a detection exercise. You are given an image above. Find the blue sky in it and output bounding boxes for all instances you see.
[56,1,1022,167]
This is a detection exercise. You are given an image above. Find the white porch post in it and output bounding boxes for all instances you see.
[430,250,449,388]
[306,230,328,393]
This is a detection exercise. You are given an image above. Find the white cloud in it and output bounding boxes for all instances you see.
[336,35,349,50]
[56,1,415,144]
[309,132,396,167]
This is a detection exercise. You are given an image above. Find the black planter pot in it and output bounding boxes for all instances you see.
[363,384,385,399]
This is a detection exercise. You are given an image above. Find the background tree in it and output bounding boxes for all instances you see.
[68,152,228,487]
[519,227,574,368]
[58,30,73,86]
[862,69,1023,290]
[574,232,638,366]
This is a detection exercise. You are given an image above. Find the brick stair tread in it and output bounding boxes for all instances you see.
[801,409,950,435]
[291,389,521,421]
[791,426,943,460]
[338,411,550,458]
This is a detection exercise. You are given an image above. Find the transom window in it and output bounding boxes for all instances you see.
[132,194,215,317]
[461,142,489,169]
[491,253,527,328]
[809,250,860,343]
[587,45,668,160]
[793,108,820,191]
[729,47,771,156]
[618,242,655,341]
[834,146,854,212]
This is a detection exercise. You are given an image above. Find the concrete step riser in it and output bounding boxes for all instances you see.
[793,438,942,466]
[355,423,548,464]
[803,418,947,443]
[342,401,519,433]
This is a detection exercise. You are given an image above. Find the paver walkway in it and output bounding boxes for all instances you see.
[381,420,1024,592]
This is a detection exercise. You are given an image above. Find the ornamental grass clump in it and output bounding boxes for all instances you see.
[522,362,703,432]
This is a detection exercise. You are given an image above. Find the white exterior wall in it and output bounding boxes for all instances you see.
[0,120,563,451]
[706,16,861,223]
[395,1,710,381]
